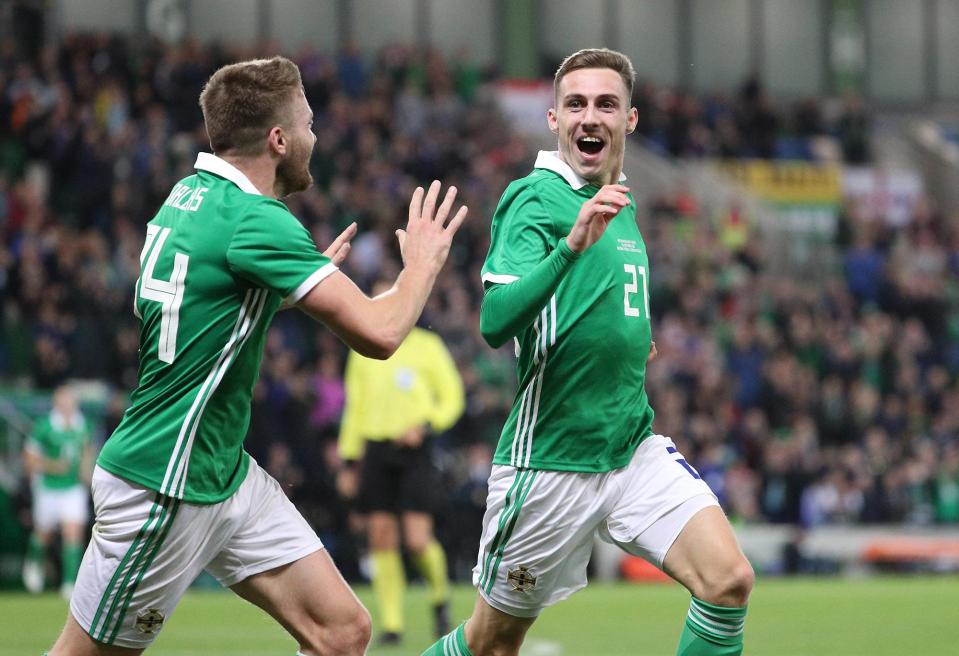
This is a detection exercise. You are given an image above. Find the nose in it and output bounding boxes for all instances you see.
[582,103,599,127]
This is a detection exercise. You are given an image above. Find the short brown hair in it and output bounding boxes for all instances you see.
[199,56,303,156]
[554,48,635,100]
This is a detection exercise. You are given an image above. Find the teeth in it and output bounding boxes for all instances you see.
[580,137,602,143]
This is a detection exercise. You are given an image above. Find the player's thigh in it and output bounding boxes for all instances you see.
[472,466,610,618]
[32,485,62,533]
[661,505,753,605]
[70,468,215,650]
[368,511,400,550]
[602,434,719,568]
[230,549,368,646]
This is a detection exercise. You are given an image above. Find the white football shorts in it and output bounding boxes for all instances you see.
[32,483,90,532]
[70,460,322,648]
[472,434,719,618]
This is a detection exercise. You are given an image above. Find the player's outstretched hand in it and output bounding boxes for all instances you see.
[566,184,630,253]
[396,180,468,274]
[323,222,357,266]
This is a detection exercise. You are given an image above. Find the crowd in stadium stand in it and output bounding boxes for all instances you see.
[1,34,957,578]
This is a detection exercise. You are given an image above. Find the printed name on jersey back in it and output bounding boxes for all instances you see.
[163,182,208,212]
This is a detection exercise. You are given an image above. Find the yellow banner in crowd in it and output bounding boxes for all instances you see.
[719,161,842,205]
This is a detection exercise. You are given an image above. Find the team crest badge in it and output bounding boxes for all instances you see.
[134,608,165,634]
[507,565,537,593]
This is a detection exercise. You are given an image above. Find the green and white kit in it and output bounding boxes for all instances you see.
[72,154,331,647]
[475,152,717,617]
[26,409,91,529]
[98,152,336,503]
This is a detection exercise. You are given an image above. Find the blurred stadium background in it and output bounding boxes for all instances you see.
[1,0,959,653]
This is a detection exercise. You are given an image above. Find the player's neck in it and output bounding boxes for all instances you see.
[219,153,280,198]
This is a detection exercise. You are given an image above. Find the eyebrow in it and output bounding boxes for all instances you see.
[563,93,621,104]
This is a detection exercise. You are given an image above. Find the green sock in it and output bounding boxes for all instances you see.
[411,540,450,605]
[371,549,406,633]
[421,621,472,656]
[61,542,83,584]
[676,597,748,656]
[27,534,44,563]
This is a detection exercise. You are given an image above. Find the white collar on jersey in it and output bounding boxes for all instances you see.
[194,152,262,196]
[50,409,83,432]
[533,150,627,190]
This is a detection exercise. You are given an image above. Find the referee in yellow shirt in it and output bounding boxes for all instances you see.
[338,323,465,647]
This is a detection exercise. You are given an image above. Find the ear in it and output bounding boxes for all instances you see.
[626,106,638,134]
[267,126,288,156]
[547,107,559,134]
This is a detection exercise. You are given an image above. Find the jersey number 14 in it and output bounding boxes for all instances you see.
[136,226,189,363]
[623,263,649,318]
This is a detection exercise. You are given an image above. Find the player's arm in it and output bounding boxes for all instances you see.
[480,184,630,347]
[277,223,357,311]
[298,182,467,359]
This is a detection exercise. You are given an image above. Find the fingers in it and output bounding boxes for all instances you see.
[420,180,441,225]
[435,185,458,225]
[408,186,424,224]
[330,242,351,266]
[395,228,407,251]
[444,204,469,235]
[324,222,357,257]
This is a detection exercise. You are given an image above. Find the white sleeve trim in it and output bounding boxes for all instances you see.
[286,263,339,304]
[481,272,520,284]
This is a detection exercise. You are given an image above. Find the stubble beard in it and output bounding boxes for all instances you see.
[276,141,313,198]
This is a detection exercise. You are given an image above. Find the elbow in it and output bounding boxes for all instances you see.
[479,319,509,349]
[355,329,404,360]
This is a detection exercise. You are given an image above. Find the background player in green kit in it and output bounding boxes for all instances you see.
[424,49,754,656]
[46,56,467,656]
[23,384,94,600]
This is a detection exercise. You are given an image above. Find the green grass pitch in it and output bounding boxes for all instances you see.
[3,576,958,655]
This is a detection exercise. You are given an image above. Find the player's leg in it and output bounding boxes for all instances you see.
[368,511,406,642]
[424,595,535,656]
[230,549,371,656]
[60,484,92,599]
[208,460,370,655]
[50,467,213,654]
[400,442,450,637]
[25,486,57,593]
[60,519,87,599]
[24,527,52,593]
[424,465,607,656]
[663,506,753,656]
[604,435,752,656]
[403,511,450,636]
[48,613,143,656]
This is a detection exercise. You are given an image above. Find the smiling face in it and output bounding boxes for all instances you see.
[548,67,638,186]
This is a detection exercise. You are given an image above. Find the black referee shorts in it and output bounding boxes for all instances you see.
[356,439,437,514]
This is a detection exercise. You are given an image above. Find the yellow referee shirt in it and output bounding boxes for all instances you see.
[338,327,465,460]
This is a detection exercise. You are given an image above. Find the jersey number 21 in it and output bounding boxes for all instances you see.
[623,263,649,318]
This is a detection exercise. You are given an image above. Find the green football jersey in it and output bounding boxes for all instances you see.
[27,410,90,489]
[97,153,336,504]
[481,151,655,472]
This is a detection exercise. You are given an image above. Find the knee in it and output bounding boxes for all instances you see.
[305,606,371,656]
[702,559,754,608]
[404,535,430,555]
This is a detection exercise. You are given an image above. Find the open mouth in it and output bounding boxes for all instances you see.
[576,136,605,156]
